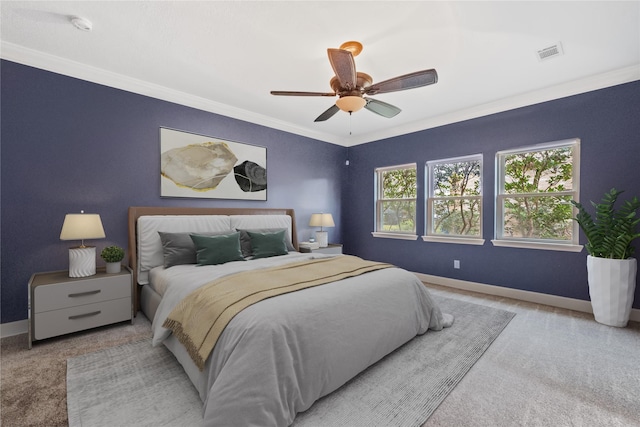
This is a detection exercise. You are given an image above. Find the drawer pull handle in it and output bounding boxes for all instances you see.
[69,311,101,320]
[68,290,101,298]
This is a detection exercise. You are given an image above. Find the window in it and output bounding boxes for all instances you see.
[373,163,417,240]
[494,138,582,251]
[424,154,484,244]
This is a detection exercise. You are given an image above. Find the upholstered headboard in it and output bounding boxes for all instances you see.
[127,206,298,311]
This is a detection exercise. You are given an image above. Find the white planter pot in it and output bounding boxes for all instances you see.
[105,262,121,274]
[586,255,637,327]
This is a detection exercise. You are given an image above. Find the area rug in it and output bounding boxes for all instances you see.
[67,297,515,427]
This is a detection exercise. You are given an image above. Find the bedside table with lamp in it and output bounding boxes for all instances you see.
[301,212,342,254]
[28,211,133,348]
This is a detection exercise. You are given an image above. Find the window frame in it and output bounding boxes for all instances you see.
[492,138,582,252]
[422,154,485,245]
[372,163,418,240]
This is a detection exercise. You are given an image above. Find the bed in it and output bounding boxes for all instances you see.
[127,206,452,426]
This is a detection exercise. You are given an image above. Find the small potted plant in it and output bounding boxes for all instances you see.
[101,245,125,274]
[571,188,640,327]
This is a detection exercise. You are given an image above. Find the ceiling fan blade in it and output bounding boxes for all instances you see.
[364,98,401,118]
[327,48,357,90]
[314,104,340,122]
[271,91,336,97]
[365,69,438,95]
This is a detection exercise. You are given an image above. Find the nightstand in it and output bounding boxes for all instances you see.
[299,243,343,255]
[28,267,133,349]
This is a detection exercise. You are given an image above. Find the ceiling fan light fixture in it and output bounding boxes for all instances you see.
[271,41,438,122]
[336,96,366,113]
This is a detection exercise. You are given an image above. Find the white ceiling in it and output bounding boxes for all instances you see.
[1,1,639,147]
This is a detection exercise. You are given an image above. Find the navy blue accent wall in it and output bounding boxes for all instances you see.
[1,60,346,323]
[344,81,640,309]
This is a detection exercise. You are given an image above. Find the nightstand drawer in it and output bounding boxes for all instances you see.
[33,298,131,340]
[33,275,130,313]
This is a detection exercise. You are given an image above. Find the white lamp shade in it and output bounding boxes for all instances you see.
[60,213,106,242]
[309,213,335,228]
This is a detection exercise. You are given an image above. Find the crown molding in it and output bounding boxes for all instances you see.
[2,42,638,148]
[0,42,343,145]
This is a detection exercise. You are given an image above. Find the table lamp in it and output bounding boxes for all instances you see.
[60,211,106,277]
[309,213,335,248]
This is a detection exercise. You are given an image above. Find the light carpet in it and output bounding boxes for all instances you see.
[67,297,514,427]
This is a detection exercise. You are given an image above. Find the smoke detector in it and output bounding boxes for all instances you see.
[536,42,564,62]
[70,16,92,31]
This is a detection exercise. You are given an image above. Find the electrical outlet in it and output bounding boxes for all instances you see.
[454,260,460,269]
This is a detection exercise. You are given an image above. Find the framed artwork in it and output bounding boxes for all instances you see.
[160,127,267,200]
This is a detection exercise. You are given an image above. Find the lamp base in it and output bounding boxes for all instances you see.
[315,231,329,248]
[69,246,97,278]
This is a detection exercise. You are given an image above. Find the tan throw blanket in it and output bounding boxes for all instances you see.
[163,255,393,370]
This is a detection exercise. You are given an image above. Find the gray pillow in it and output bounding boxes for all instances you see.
[236,228,295,258]
[158,230,234,268]
[190,232,245,266]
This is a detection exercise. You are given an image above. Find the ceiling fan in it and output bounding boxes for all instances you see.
[270,41,438,122]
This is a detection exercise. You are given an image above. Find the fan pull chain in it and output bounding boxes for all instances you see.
[349,112,353,135]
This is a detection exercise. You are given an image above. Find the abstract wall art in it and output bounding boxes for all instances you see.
[160,127,267,200]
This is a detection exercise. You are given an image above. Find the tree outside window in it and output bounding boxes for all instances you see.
[496,139,579,244]
[427,155,482,237]
[375,164,417,233]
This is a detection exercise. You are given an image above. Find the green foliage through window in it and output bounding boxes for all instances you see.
[497,141,579,243]
[376,165,417,233]
[427,156,482,237]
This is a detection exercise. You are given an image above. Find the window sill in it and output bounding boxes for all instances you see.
[491,239,583,252]
[371,232,419,241]
[421,236,485,246]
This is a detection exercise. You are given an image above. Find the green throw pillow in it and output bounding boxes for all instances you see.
[247,230,288,259]
[190,232,245,266]
[237,228,295,258]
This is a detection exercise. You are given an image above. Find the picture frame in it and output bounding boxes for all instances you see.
[160,127,267,200]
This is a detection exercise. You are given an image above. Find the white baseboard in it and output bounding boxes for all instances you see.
[1,319,28,338]
[415,273,640,323]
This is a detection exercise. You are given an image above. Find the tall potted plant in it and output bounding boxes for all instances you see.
[571,188,640,327]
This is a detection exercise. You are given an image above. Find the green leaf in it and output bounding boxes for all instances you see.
[571,189,640,259]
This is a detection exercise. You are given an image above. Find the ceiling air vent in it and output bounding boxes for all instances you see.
[536,42,564,61]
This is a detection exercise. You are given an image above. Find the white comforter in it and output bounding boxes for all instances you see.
[151,253,450,426]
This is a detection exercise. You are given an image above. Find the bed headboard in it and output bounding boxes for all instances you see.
[127,206,298,312]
